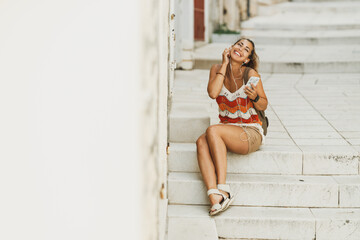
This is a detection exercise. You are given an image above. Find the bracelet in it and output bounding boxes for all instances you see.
[216,72,225,78]
[253,94,260,103]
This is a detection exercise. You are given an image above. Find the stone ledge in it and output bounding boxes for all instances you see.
[194,44,360,73]
[263,1,360,15]
[168,143,360,175]
[169,112,210,143]
[168,143,302,174]
[195,59,360,73]
[241,29,360,45]
[168,172,340,207]
[168,205,360,240]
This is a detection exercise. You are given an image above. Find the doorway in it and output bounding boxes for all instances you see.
[194,0,205,41]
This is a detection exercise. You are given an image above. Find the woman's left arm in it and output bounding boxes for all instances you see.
[244,73,268,111]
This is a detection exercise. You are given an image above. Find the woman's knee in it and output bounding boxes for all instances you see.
[196,134,207,150]
[205,125,219,139]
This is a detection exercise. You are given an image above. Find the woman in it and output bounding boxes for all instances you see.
[196,38,268,216]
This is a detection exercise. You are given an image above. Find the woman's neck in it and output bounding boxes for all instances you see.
[229,60,244,72]
[229,60,245,79]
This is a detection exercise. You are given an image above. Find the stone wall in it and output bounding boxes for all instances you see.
[0,0,169,239]
[140,0,169,239]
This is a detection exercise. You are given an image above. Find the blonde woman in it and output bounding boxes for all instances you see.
[196,38,268,216]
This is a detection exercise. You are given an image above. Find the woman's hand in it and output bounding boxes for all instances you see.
[244,83,258,100]
[222,47,231,66]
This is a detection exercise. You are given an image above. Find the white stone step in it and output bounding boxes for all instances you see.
[195,58,360,74]
[169,110,210,143]
[299,145,360,175]
[167,172,360,207]
[259,1,360,16]
[167,204,360,240]
[311,207,360,240]
[257,0,288,6]
[170,70,360,172]
[194,44,360,73]
[168,143,360,175]
[240,29,360,45]
[297,0,360,1]
[241,12,360,31]
[168,143,303,175]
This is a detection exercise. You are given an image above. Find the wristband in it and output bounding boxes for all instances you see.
[216,72,225,78]
[253,94,260,103]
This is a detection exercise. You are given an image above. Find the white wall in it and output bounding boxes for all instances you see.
[0,1,145,239]
[140,0,169,240]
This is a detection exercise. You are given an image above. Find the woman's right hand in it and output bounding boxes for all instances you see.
[222,47,231,66]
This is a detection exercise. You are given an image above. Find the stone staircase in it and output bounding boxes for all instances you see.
[195,1,360,73]
[166,1,360,239]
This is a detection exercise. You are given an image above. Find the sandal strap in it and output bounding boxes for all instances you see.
[207,188,221,196]
[210,203,221,211]
[217,184,232,197]
[207,188,227,199]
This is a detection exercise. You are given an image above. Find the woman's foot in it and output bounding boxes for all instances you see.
[208,190,229,213]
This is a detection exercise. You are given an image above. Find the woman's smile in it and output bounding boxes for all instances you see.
[234,50,242,57]
[231,49,244,60]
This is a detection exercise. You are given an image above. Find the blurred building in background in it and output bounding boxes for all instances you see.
[175,0,287,70]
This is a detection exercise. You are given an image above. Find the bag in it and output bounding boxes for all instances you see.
[243,67,269,136]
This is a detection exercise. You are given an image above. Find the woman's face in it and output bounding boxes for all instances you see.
[230,39,253,63]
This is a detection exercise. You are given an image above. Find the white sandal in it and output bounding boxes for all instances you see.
[217,184,235,212]
[207,189,230,216]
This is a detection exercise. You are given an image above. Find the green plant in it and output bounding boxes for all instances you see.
[213,23,240,34]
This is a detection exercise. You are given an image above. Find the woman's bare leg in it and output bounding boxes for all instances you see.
[197,133,223,211]
[206,124,249,184]
[196,134,217,191]
[196,125,250,211]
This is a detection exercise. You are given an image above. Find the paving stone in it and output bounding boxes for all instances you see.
[286,125,336,132]
[266,131,291,139]
[289,131,342,139]
[294,138,350,146]
[348,139,360,145]
[281,120,330,126]
[263,138,295,146]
